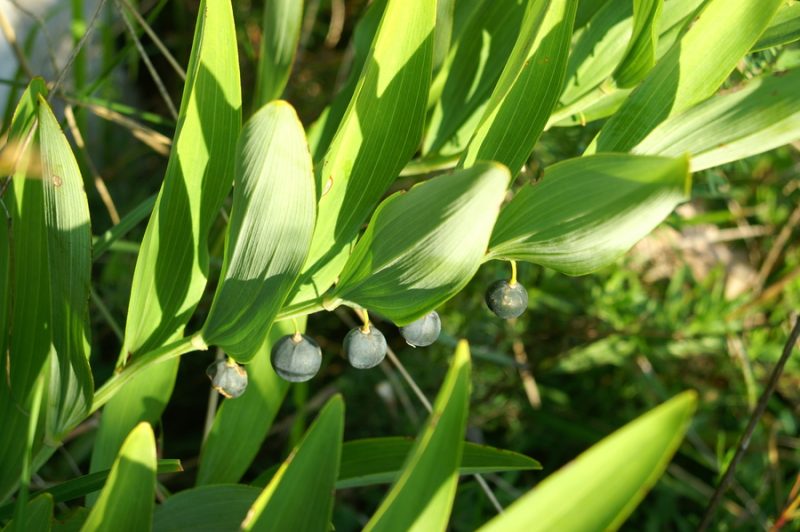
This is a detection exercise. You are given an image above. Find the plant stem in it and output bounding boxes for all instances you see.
[91,334,207,413]
[510,260,518,285]
[699,315,800,531]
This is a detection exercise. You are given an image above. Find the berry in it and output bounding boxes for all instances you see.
[270,333,322,382]
[206,358,248,398]
[343,325,387,369]
[400,311,441,347]
[485,280,528,319]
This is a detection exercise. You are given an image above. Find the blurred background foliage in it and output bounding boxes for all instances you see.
[2,0,799,529]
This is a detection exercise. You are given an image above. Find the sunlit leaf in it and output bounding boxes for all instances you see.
[751,2,800,51]
[333,163,509,325]
[478,392,697,531]
[488,154,690,276]
[364,341,471,532]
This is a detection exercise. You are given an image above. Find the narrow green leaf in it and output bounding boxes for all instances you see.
[122,0,241,355]
[196,320,294,485]
[423,0,527,157]
[612,0,663,87]
[751,2,800,51]
[634,68,800,171]
[36,96,94,436]
[333,163,510,325]
[433,0,456,74]
[2,493,52,532]
[459,0,578,177]
[588,0,784,153]
[478,392,697,532]
[253,0,303,108]
[153,485,259,532]
[92,194,155,261]
[488,154,690,276]
[241,396,345,531]
[289,0,435,309]
[81,423,157,532]
[202,102,316,358]
[364,341,472,532]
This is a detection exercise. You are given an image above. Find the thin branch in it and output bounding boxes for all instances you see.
[0,5,34,79]
[699,315,800,531]
[755,202,800,293]
[116,0,186,80]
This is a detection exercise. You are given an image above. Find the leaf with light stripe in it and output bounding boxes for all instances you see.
[202,101,315,359]
[588,0,784,153]
[478,392,696,532]
[288,0,436,309]
[253,0,303,108]
[751,2,800,51]
[241,395,344,531]
[634,69,800,171]
[488,154,690,276]
[612,0,663,87]
[459,0,577,177]
[37,96,94,436]
[332,163,510,325]
[81,423,157,532]
[364,341,471,532]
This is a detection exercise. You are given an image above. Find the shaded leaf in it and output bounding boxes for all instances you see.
[488,154,690,276]
[751,2,800,51]
[2,493,53,532]
[202,102,316,359]
[153,485,259,532]
[478,392,697,532]
[333,163,509,325]
[364,341,471,532]
[612,0,663,87]
[81,423,157,532]
[241,396,344,531]
[254,0,303,108]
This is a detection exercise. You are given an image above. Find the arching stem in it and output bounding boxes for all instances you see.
[509,260,518,286]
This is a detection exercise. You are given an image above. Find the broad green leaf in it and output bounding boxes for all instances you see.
[92,0,241,495]
[2,493,52,532]
[478,392,697,532]
[37,96,94,436]
[587,0,784,153]
[0,78,49,503]
[153,485,259,532]
[751,2,800,51]
[364,341,472,532]
[634,69,800,171]
[488,154,690,276]
[612,0,663,87]
[241,395,344,531]
[122,0,241,355]
[423,0,527,157]
[288,0,435,309]
[202,102,316,359]
[253,437,541,489]
[332,163,510,325]
[459,0,578,177]
[81,423,157,532]
[196,320,294,485]
[253,0,303,108]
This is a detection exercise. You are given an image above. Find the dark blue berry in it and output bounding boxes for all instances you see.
[485,280,528,319]
[400,311,441,347]
[206,358,248,398]
[271,333,322,382]
[343,325,387,369]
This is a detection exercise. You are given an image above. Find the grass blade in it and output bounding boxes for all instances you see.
[153,485,259,532]
[253,0,303,108]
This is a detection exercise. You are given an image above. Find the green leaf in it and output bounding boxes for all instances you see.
[423,0,527,157]
[634,69,800,171]
[751,2,800,51]
[241,395,344,531]
[459,0,578,177]
[2,493,52,532]
[153,485,259,532]
[81,423,157,532]
[92,195,155,261]
[202,102,316,359]
[288,0,436,309]
[196,320,294,485]
[253,0,303,108]
[364,340,472,532]
[488,154,690,276]
[612,0,663,87]
[588,0,784,153]
[36,96,94,436]
[91,0,241,497]
[433,0,456,74]
[478,392,697,532]
[332,163,510,325]
[122,0,241,355]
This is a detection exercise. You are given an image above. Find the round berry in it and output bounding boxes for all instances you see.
[400,311,441,347]
[206,358,248,398]
[270,333,322,382]
[343,325,387,369]
[485,280,528,319]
